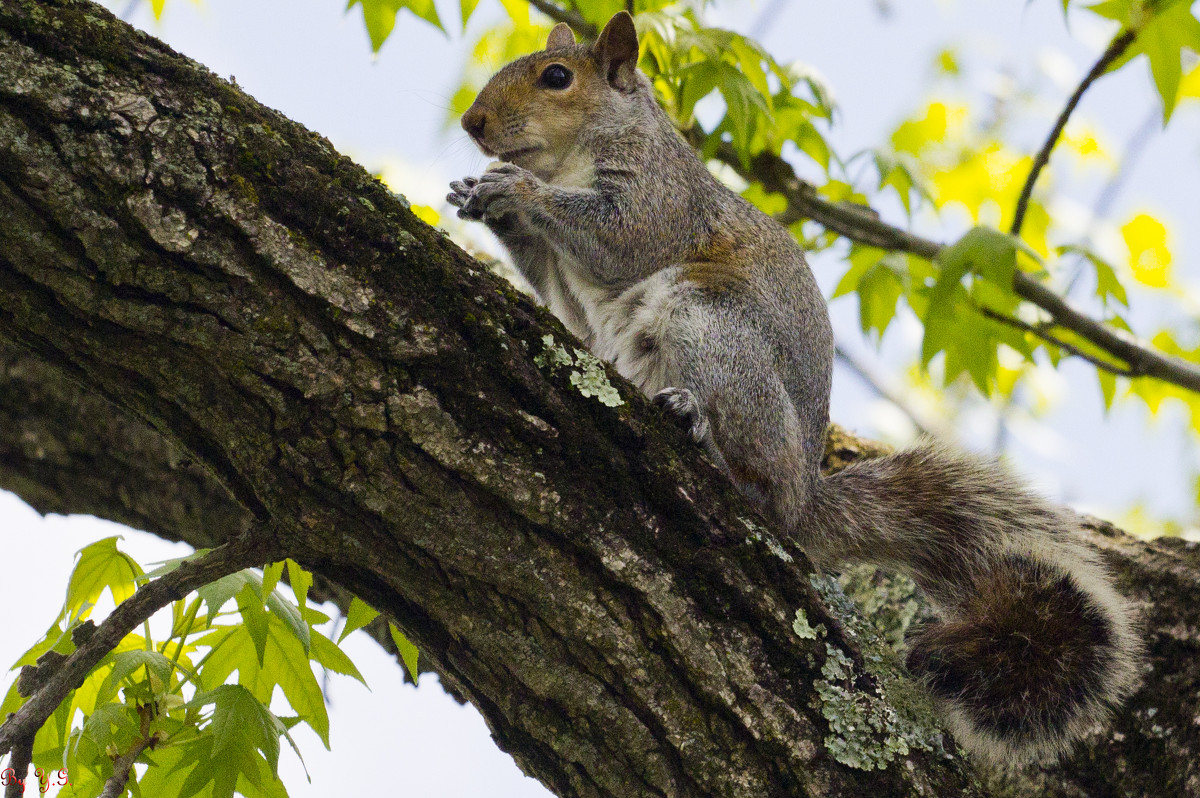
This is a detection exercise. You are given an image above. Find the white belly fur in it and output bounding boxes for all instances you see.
[543,259,699,398]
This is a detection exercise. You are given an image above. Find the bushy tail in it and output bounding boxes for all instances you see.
[805,443,1141,765]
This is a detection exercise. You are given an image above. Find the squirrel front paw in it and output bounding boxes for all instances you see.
[653,387,712,446]
[446,164,540,222]
[446,176,480,219]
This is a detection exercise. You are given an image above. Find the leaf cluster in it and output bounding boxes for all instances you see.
[1,539,416,798]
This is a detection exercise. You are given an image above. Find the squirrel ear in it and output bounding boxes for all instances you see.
[546,22,575,50]
[593,11,639,91]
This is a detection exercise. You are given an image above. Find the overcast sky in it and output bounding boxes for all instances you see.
[3,1,1198,795]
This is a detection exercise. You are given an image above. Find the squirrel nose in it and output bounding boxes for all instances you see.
[461,105,490,140]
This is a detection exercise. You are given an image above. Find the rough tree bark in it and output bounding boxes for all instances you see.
[0,2,1195,796]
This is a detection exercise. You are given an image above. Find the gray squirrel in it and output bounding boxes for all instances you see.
[448,11,1140,766]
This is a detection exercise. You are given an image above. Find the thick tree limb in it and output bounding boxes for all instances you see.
[0,2,982,794]
[0,2,1195,797]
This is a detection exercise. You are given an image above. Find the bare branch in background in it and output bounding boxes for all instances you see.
[978,307,1138,377]
[527,0,597,37]
[1011,29,1138,236]
[834,343,953,439]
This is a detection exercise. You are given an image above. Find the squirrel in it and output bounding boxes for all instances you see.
[448,11,1140,766]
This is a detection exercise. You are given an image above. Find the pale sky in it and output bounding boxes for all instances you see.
[2,1,1197,795]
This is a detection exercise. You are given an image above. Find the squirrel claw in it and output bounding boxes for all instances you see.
[653,387,711,445]
[447,177,484,220]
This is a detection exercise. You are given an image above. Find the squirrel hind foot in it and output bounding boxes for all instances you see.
[653,387,710,444]
[905,553,1138,765]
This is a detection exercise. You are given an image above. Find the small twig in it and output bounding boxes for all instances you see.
[1064,104,1159,297]
[0,536,274,759]
[834,344,950,439]
[526,0,597,37]
[750,0,789,41]
[100,735,155,798]
[3,736,32,798]
[1010,28,1137,237]
[978,307,1138,377]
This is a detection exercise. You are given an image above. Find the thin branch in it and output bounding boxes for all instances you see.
[2,737,32,798]
[100,732,155,798]
[0,536,274,759]
[834,343,951,439]
[978,307,1138,377]
[1010,28,1137,236]
[527,0,597,37]
[750,0,789,41]
[705,140,1200,393]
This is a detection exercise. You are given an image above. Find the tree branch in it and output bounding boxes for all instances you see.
[0,537,272,759]
[710,142,1200,393]
[1010,29,1137,237]
[100,729,155,798]
[1,3,1195,795]
[0,3,985,794]
[2,736,32,798]
[977,306,1138,377]
[527,0,597,37]
[834,344,952,439]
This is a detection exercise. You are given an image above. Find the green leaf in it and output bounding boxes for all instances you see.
[460,0,480,31]
[206,685,281,776]
[1098,368,1118,410]
[937,226,1019,291]
[66,537,143,619]
[389,623,420,684]
[348,0,445,52]
[310,634,368,686]
[77,702,139,756]
[196,618,331,747]
[1058,244,1129,306]
[833,246,886,299]
[261,562,284,599]
[96,649,175,705]
[285,559,312,613]
[143,548,211,580]
[338,597,380,643]
[173,684,302,797]
[196,569,260,626]
[266,585,311,656]
[856,256,906,337]
[1093,2,1200,122]
[238,583,270,667]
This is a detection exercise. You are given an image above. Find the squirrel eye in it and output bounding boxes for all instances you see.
[540,64,573,90]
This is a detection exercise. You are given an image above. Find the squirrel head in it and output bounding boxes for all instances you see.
[461,12,642,180]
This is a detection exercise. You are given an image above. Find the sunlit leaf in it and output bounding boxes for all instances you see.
[338,597,380,643]
[1121,212,1172,287]
[348,0,445,52]
[66,538,143,620]
[261,562,284,600]
[389,623,420,685]
[1058,244,1129,306]
[1092,1,1200,122]
[460,0,481,31]
[310,634,368,686]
